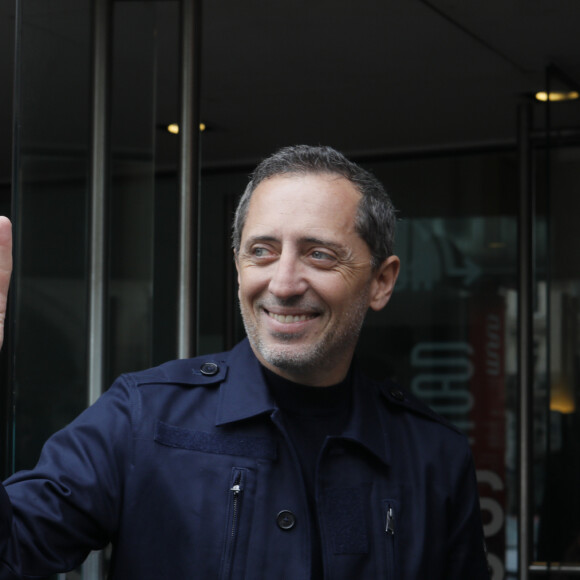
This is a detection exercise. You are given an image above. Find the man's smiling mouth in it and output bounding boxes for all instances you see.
[266,311,318,324]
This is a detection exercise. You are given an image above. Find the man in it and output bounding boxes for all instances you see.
[0,145,489,578]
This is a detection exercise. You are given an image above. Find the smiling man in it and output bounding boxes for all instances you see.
[0,145,489,579]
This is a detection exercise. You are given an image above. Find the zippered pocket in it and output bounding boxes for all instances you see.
[382,499,398,580]
[220,467,247,580]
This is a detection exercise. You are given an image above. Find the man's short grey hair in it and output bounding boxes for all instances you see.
[232,145,397,270]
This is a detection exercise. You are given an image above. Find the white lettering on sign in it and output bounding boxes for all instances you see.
[486,314,501,377]
[410,330,506,578]
[410,342,474,419]
[477,470,506,579]
[477,470,505,537]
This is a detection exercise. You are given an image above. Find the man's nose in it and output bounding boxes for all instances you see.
[268,252,308,298]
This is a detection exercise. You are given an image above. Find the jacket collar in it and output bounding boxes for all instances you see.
[215,339,277,425]
[340,362,392,467]
[215,339,391,467]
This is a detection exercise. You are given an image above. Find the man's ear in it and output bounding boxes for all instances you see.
[369,255,400,312]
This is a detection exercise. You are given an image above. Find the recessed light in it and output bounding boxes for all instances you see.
[535,91,579,102]
[166,123,206,135]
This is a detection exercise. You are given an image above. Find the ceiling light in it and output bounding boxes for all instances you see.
[535,91,579,102]
[166,123,206,135]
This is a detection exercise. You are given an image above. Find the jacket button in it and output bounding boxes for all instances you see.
[200,362,219,376]
[390,388,405,401]
[276,510,296,531]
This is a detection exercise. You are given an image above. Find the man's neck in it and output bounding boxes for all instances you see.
[257,357,352,387]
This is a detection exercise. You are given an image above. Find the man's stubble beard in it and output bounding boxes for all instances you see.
[239,292,369,377]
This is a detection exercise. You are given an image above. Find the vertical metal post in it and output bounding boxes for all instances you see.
[82,0,110,578]
[88,0,110,406]
[542,65,553,580]
[517,102,533,580]
[176,0,202,359]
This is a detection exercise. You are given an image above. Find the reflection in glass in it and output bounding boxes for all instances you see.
[13,0,92,471]
[534,146,580,574]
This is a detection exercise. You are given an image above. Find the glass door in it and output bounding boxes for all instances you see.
[10,1,184,578]
[11,0,93,474]
[529,65,580,578]
[10,0,183,472]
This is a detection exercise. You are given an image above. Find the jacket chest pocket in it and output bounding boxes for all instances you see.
[220,467,255,580]
[383,499,399,580]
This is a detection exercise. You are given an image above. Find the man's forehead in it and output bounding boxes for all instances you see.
[248,173,360,207]
[247,176,357,217]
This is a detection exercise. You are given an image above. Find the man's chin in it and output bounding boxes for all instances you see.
[259,344,319,372]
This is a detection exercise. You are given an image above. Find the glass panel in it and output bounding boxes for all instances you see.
[198,171,249,354]
[531,64,580,576]
[12,0,92,472]
[534,144,580,571]
[10,2,176,578]
[108,0,181,380]
[109,1,158,382]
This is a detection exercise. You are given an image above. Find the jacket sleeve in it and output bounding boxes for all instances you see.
[0,376,135,578]
[445,446,490,579]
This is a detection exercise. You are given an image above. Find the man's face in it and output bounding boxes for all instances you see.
[235,173,398,386]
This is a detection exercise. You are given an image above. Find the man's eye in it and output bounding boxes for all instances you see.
[311,250,333,261]
[252,247,269,257]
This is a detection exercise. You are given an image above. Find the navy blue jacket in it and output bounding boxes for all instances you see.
[0,339,489,579]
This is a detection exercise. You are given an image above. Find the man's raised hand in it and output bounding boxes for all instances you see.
[0,217,12,352]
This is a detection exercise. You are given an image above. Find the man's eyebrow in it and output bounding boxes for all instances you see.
[242,235,279,249]
[300,237,350,255]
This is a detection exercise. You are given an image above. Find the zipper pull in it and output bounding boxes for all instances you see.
[385,506,395,535]
[230,470,243,495]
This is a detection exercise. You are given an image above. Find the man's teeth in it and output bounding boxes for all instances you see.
[268,312,315,323]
